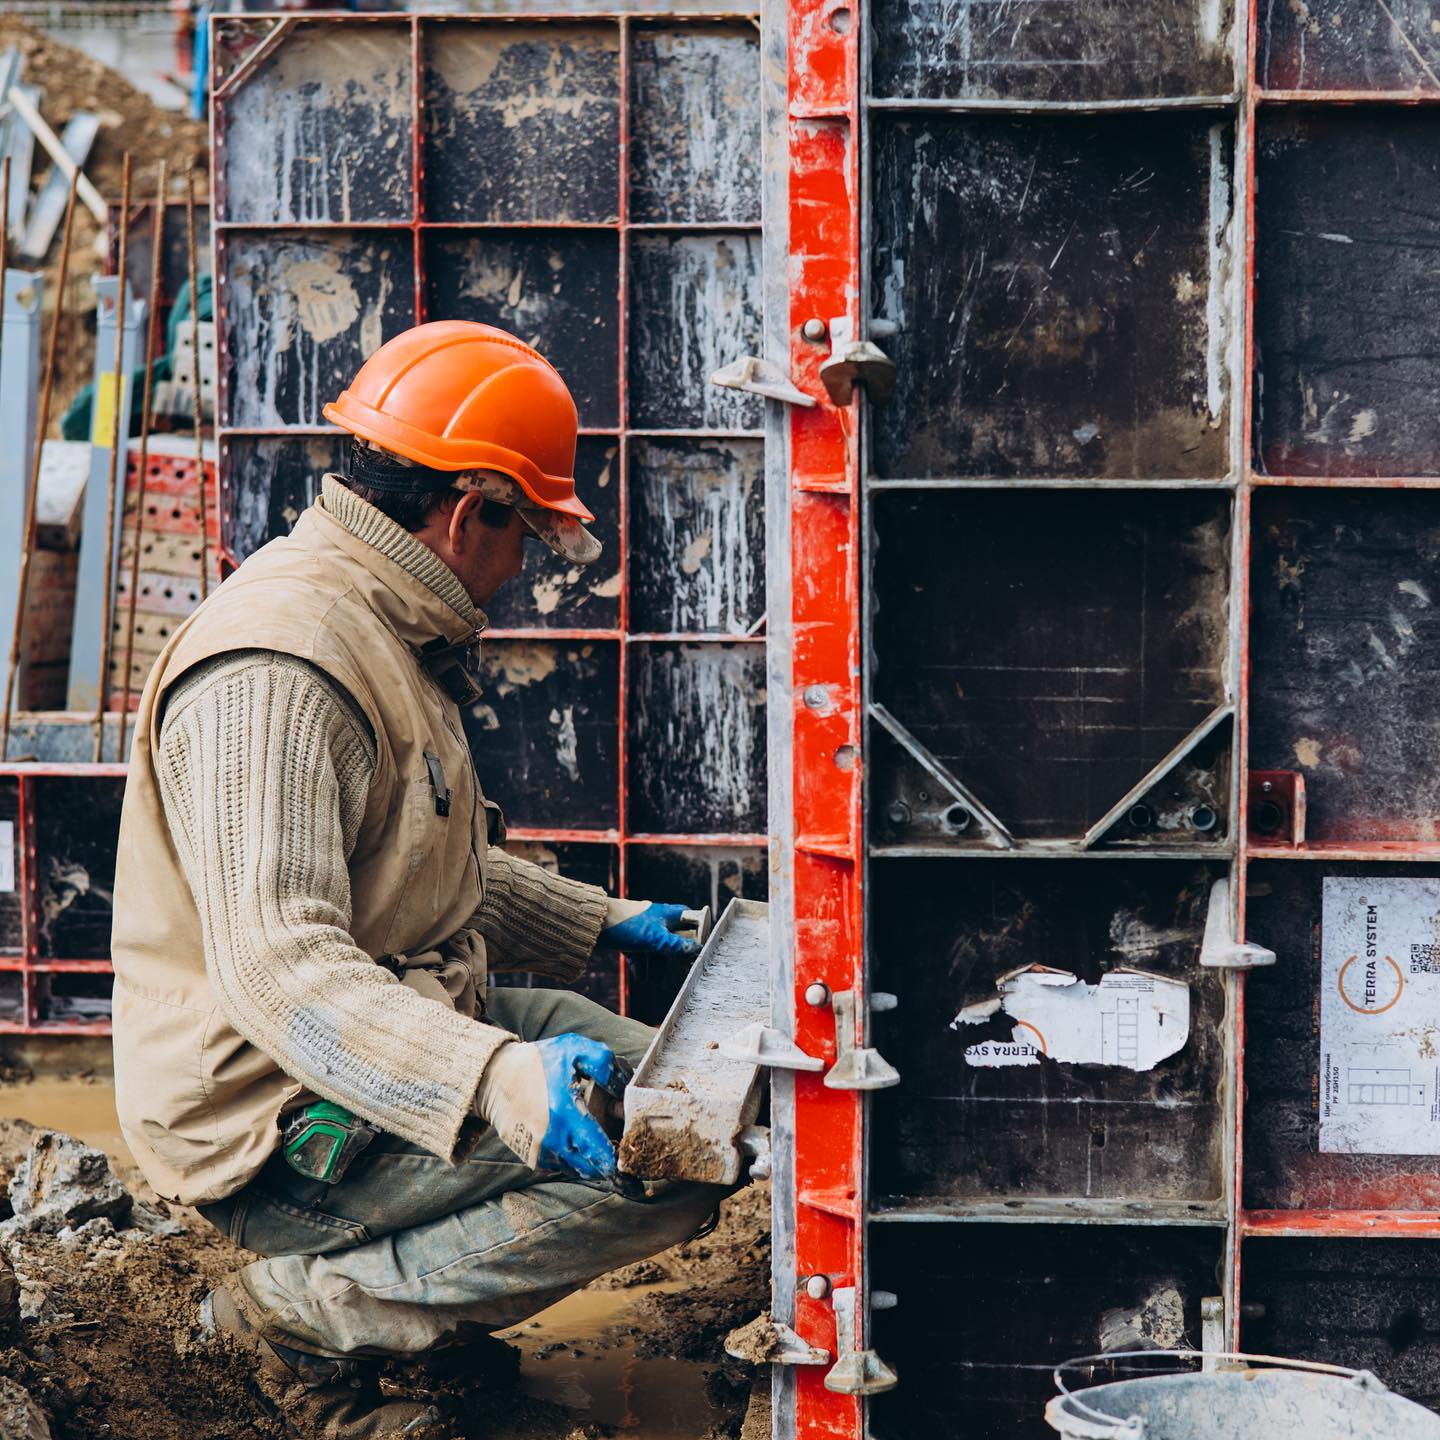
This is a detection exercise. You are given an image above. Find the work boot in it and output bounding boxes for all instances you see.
[201,1282,454,1439]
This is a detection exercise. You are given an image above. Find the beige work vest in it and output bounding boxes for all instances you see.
[112,491,493,1205]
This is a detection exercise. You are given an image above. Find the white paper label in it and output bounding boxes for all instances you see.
[954,965,1190,1072]
[1320,876,1440,1154]
[0,820,12,893]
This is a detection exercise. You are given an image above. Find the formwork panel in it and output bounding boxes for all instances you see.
[36,974,114,1027]
[870,115,1235,480]
[627,233,764,432]
[486,438,621,631]
[34,779,124,962]
[626,643,767,834]
[628,23,760,225]
[425,230,620,429]
[870,491,1231,842]
[1259,4,1440,92]
[623,842,767,1023]
[1256,111,1440,478]
[217,22,414,225]
[221,435,345,566]
[628,437,764,636]
[465,640,620,831]
[870,858,1228,1208]
[1243,860,1440,1213]
[489,840,621,1010]
[1248,491,1440,842]
[221,231,417,429]
[422,22,620,225]
[1241,1238,1440,1408]
[871,0,1237,102]
[0,779,19,958]
[871,1226,1223,1439]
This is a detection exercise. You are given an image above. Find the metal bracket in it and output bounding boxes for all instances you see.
[721,1022,825,1072]
[820,316,897,406]
[710,354,816,407]
[738,1124,772,1180]
[724,1312,831,1367]
[1199,877,1275,970]
[824,1287,898,1396]
[824,990,900,1091]
[1201,1297,1224,1374]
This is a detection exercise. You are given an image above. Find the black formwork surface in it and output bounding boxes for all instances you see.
[212,13,764,1016]
[859,10,1244,1438]
[870,858,1229,1212]
[869,1226,1224,1440]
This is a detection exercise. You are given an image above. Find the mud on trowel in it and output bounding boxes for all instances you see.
[617,898,773,1186]
[579,907,713,1157]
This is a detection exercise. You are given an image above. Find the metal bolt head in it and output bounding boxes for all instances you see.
[803,684,830,709]
[885,801,911,827]
[804,981,831,1008]
[802,318,828,343]
[805,1274,832,1301]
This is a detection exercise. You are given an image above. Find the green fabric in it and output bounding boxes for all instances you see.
[61,273,214,442]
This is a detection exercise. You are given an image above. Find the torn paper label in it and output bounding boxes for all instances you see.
[1320,877,1440,1155]
[954,965,1189,1071]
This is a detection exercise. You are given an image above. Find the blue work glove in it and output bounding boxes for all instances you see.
[476,1033,630,1182]
[599,900,702,958]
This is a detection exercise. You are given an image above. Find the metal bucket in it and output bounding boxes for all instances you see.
[1045,1352,1440,1440]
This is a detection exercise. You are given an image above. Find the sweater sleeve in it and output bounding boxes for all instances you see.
[475,846,609,982]
[155,651,513,1161]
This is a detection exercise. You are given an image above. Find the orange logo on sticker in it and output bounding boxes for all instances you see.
[1337,954,1404,1015]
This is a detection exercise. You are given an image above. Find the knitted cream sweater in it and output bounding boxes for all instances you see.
[153,490,608,1153]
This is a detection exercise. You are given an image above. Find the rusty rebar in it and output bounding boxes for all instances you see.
[93,154,133,764]
[184,166,208,602]
[117,161,167,761]
[1,166,80,764]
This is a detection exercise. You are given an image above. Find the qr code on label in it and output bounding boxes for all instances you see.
[1411,944,1440,974]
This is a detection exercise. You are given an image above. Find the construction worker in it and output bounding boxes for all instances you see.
[110,321,724,1439]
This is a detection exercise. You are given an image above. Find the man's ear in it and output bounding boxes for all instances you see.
[446,491,485,554]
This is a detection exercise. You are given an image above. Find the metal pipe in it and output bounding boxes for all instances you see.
[184,166,208,601]
[1,166,80,763]
[93,154,133,764]
[117,161,168,760]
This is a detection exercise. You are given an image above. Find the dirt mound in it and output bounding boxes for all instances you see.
[0,1121,769,1440]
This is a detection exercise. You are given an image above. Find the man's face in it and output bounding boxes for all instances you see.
[423,492,526,607]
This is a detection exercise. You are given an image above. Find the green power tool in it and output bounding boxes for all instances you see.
[281,1101,378,1184]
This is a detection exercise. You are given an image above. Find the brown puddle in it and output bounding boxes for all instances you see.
[503,1282,716,1437]
[0,1076,133,1167]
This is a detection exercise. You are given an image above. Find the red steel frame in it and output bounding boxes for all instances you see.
[783,0,1440,1429]
[210,12,767,1022]
[785,0,865,1432]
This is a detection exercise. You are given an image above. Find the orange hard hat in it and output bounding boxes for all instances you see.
[323,321,593,522]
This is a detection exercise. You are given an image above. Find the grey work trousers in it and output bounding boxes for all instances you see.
[198,988,725,1358]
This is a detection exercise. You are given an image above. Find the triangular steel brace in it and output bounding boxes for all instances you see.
[721,1022,825,1072]
[825,1287,899,1396]
[1083,705,1233,849]
[710,355,816,407]
[870,703,1014,850]
[824,990,900,1091]
[1199,877,1275,969]
[724,1312,831,1366]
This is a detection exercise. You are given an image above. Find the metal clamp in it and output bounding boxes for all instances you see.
[824,990,900,1091]
[710,355,816,407]
[819,317,897,406]
[721,1022,825,1072]
[824,1287,898,1396]
[1199,877,1275,970]
[737,1124,772,1180]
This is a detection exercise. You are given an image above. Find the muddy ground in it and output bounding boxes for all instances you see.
[0,1083,770,1440]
